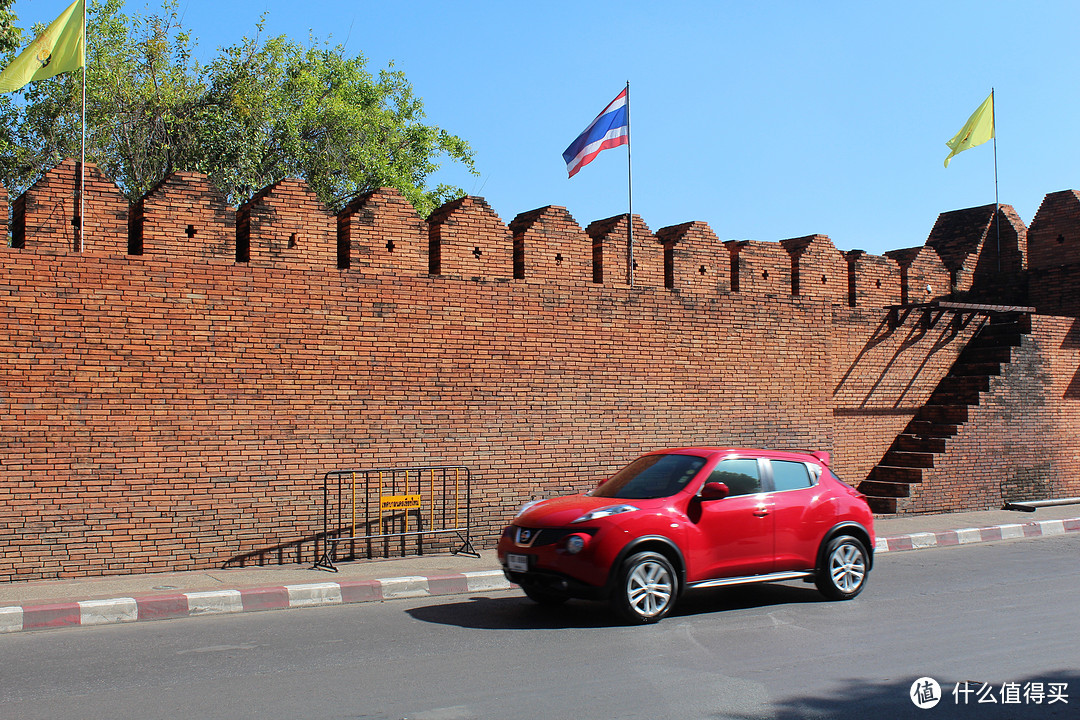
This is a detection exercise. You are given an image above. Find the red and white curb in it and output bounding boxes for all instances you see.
[0,570,512,634]
[874,517,1080,554]
[4,518,1079,634]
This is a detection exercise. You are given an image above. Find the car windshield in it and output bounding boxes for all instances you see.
[592,453,707,499]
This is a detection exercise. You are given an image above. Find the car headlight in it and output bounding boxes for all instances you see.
[571,504,639,524]
[514,499,544,518]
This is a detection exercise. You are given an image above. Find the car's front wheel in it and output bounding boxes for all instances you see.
[612,551,678,624]
[816,535,869,600]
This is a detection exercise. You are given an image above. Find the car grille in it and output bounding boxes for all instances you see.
[514,527,592,547]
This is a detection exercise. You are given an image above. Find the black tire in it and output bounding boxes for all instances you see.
[815,535,869,600]
[612,551,678,624]
[522,584,568,606]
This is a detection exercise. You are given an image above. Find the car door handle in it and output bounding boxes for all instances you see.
[753,508,770,517]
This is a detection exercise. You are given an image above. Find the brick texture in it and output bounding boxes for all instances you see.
[905,315,1080,511]
[509,206,592,286]
[1,158,1079,581]
[1028,190,1080,315]
[655,221,726,295]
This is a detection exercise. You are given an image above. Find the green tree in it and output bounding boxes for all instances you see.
[0,0,476,216]
[0,0,20,55]
[0,0,26,186]
[201,30,476,216]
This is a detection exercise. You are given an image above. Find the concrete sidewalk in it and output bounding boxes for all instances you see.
[2,506,1079,634]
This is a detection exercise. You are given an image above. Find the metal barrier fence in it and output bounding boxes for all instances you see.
[314,466,478,571]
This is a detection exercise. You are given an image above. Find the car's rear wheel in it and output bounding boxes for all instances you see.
[613,551,677,624]
[816,535,868,600]
[522,584,568,606]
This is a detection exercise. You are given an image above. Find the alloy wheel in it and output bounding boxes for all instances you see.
[829,541,866,594]
[626,559,674,618]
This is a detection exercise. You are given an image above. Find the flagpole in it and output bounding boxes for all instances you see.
[78,0,86,253]
[992,88,1000,273]
[626,80,634,287]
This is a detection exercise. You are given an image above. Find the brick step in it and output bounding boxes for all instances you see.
[904,420,959,438]
[928,389,981,406]
[957,345,1012,364]
[948,362,1002,377]
[937,375,991,393]
[967,333,1024,350]
[863,310,1033,520]
[859,480,912,498]
[882,450,935,468]
[970,318,1029,344]
[868,465,923,484]
[865,496,900,514]
[928,376,990,405]
[915,405,968,424]
[892,434,948,454]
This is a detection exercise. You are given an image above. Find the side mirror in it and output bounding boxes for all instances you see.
[700,481,730,501]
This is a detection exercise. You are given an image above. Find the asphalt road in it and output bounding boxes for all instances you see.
[1,535,1078,720]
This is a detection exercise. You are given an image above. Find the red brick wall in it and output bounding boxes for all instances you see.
[886,246,952,306]
[428,196,513,280]
[0,250,831,580]
[237,178,336,268]
[338,187,429,273]
[655,221,726,294]
[131,170,235,261]
[781,234,848,304]
[2,159,1080,580]
[586,214,662,287]
[846,251,902,308]
[905,315,1080,511]
[510,206,592,286]
[1028,190,1080,270]
[1028,191,1080,315]
[830,306,985,484]
[10,159,128,256]
[728,239,790,296]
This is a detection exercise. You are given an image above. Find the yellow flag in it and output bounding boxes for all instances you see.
[0,0,85,93]
[944,92,995,167]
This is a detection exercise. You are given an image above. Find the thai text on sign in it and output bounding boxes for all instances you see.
[380,494,422,512]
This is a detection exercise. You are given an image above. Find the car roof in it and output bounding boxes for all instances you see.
[648,447,831,466]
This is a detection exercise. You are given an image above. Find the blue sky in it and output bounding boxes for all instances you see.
[16,0,1080,257]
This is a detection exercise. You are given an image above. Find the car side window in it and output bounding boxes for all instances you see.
[771,460,813,492]
[708,459,761,496]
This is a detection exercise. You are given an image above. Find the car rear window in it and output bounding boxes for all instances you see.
[593,453,707,499]
[771,460,813,491]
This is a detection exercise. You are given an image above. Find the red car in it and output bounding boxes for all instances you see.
[497,447,874,624]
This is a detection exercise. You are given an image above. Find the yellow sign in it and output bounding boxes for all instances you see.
[380,494,421,512]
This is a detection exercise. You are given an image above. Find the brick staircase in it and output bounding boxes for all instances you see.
[858,309,1033,513]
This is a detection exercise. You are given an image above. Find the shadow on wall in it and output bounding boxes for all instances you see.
[223,518,460,569]
[1067,368,1080,400]
[1064,319,1080,400]
[833,307,980,413]
[223,532,325,568]
[1062,318,1080,350]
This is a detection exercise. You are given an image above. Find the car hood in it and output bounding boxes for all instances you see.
[516,494,633,527]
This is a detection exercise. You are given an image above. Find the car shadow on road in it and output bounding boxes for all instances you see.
[406,581,827,630]
[740,671,1080,720]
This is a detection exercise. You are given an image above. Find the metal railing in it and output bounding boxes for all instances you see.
[313,465,478,571]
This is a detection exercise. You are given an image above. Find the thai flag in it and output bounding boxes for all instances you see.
[562,88,629,178]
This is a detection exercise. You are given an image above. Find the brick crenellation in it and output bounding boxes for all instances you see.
[2,158,1079,581]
